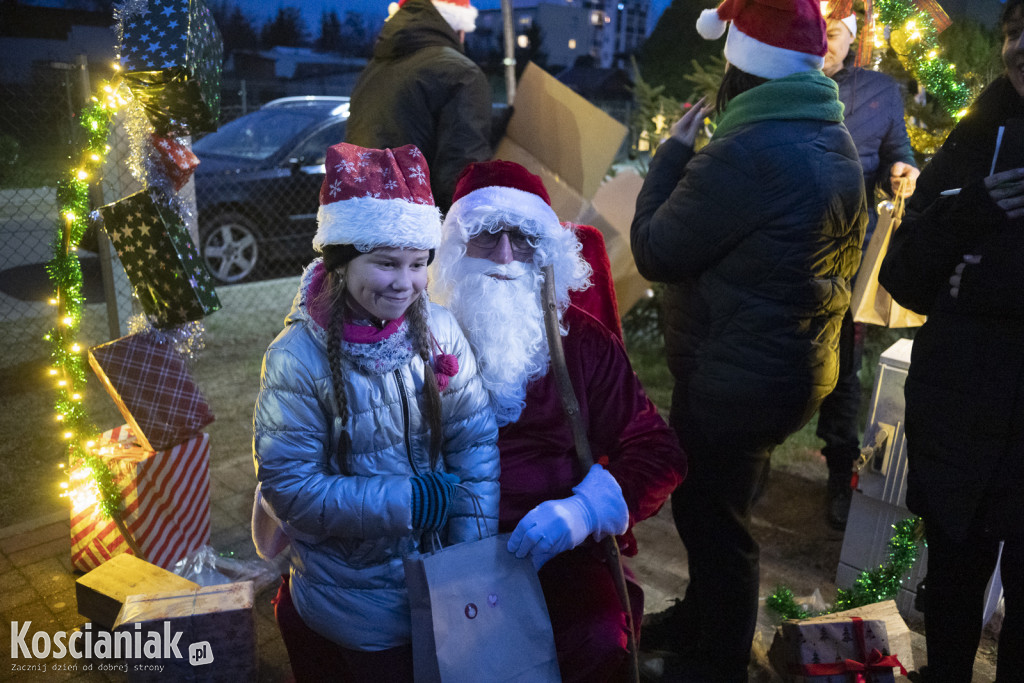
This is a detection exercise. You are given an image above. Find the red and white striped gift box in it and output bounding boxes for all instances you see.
[70,425,211,572]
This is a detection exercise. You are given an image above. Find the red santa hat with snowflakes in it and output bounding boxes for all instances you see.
[313,142,441,262]
[696,0,827,79]
[395,0,478,33]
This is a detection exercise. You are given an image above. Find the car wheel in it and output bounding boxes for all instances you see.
[200,212,260,284]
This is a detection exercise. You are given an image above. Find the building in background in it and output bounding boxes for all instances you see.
[0,3,115,86]
[470,0,651,71]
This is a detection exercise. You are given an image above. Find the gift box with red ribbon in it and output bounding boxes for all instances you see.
[89,330,215,452]
[150,133,200,191]
[770,613,908,682]
[70,425,211,572]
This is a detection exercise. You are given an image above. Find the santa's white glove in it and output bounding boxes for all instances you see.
[507,464,629,570]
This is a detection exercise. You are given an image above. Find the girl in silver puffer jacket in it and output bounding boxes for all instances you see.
[252,143,499,681]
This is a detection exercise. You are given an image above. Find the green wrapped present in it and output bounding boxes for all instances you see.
[99,188,221,327]
[120,0,223,135]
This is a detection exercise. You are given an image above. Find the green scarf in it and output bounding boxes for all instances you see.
[713,70,845,140]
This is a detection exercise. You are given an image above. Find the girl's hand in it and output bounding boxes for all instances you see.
[984,167,1024,220]
[669,97,714,148]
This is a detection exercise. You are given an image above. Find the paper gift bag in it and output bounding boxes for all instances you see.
[850,192,927,328]
[89,330,214,451]
[404,532,561,682]
[98,187,221,327]
[70,425,211,572]
[120,0,223,135]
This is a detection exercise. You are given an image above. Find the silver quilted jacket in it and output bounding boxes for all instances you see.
[253,262,500,650]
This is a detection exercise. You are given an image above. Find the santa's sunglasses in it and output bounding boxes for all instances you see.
[468,229,537,256]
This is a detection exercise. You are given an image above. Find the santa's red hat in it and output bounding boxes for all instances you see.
[696,0,827,79]
[448,160,560,240]
[398,0,478,33]
[439,159,591,304]
[313,142,441,254]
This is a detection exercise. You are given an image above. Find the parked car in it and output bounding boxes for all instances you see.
[192,96,350,283]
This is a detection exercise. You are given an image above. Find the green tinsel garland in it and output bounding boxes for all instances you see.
[874,0,973,117]
[47,99,122,519]
[767,517,923,620]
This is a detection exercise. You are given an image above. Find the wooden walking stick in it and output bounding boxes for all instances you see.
[540,264,641,683]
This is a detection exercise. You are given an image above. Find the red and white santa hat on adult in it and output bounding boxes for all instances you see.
[395,0,478,33]
[313,142,441,264]
[821,0,857,37]
[696,0,827,79]
[437,159,591,312]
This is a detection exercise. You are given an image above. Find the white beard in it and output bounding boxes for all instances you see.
[439,257,549,426]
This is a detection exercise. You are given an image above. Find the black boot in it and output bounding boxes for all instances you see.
[826,468,853,530]
[641,600,697,656]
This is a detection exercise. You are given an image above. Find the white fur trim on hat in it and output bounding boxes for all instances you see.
[725,24,825,79]
[696,7,728,40]
[446,185,561,239]
[434,0,478,33]
[840,14,857,37]
[313,196,442,253]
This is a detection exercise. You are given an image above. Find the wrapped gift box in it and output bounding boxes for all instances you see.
[89,331,214,451]
[70,426,211,573]
[113,581,257,681]
[98,187,221,327]
[768,605,909,682]
[76,553,200,630]
[151,133,200,191]
[120,0,222,134]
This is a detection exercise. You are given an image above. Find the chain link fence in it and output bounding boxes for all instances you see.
[0,59,639,525]
[0,68,360,373]
[0,63,310,526]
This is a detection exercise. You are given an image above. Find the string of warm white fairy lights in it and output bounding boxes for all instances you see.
[48,78,126,520]
[872,0,973,119]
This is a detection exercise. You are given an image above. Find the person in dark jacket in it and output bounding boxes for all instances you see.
[878,1,1024,678]
[346,0,492,212]
[817,1,920,529]
[631,0,866,679]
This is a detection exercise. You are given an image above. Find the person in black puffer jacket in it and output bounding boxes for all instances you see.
[346,0,492,212]
[630,1,866,680]
[816,2,920,530]
[878,1,1024,679]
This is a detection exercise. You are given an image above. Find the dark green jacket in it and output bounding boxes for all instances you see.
[346,0,492,211]
[631,72,867,438]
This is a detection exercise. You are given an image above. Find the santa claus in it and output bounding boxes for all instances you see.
[432,159,687,682]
